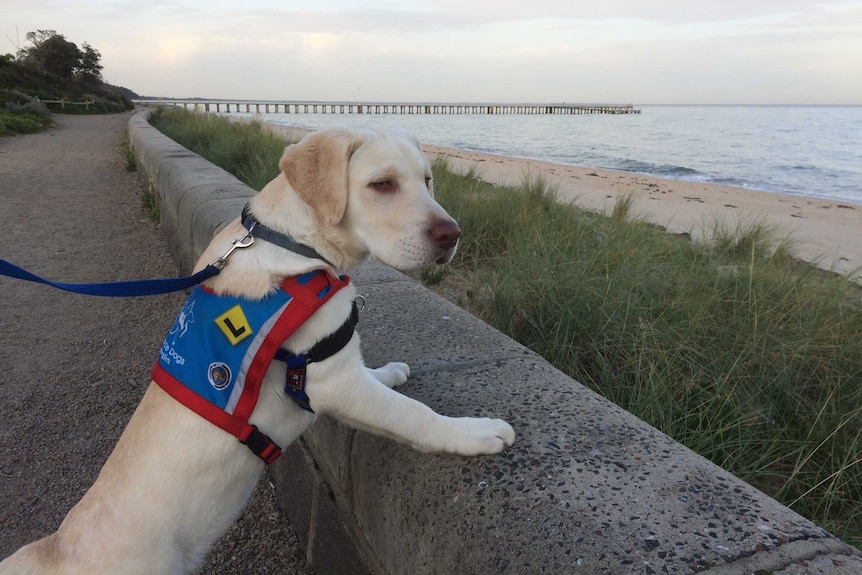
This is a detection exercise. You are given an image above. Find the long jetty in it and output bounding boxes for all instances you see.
[135,99,640,115]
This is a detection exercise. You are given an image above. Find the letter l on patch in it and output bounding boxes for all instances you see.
[216,304,253,345]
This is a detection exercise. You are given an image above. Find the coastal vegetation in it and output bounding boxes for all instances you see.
[148,106,862,548]
[150,107,287,192]
[1,30,135,136]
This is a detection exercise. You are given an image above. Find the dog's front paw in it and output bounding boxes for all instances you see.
[444,417,516,456]
[369,362,410,388]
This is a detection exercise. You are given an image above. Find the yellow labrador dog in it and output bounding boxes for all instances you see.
[0,127,515,575]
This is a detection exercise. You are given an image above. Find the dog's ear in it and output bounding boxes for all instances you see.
[280,130,363,226]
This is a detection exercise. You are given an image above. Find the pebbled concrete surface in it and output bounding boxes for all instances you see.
[303,266,862,574]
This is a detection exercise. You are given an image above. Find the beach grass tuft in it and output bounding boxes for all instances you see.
[611,191,638,223]
[120,136,137,172]
[151,107,862,548]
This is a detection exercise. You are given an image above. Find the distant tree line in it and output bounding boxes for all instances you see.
[13,30,104,90]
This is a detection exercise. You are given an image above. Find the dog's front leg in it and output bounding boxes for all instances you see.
[366,361,410,388]
[311,354,514,456]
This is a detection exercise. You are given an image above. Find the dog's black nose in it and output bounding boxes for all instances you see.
[428,219,461,250]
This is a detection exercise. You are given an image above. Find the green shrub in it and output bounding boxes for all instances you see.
[0,107,54,135]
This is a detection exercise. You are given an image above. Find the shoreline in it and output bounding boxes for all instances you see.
[425,146,862,280]
[264,122,862,280]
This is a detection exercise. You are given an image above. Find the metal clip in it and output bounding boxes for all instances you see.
[354,294,367,312]
[210,232,255,270]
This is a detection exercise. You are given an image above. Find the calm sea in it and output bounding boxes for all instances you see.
[253,105,862,205]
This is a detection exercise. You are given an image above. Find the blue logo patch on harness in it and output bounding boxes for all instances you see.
[157,285,294,414]
[208,362,232,390]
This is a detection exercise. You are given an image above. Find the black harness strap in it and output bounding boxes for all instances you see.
[240,425,283,464]
[305,301,360,363]
[274,301,360,413]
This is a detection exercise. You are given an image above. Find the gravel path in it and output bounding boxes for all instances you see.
[0,112,313,574]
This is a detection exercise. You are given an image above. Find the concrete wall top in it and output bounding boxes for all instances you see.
[128,109,862,575]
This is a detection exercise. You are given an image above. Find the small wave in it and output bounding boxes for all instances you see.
[782,164,819,173]
[663,165,702,177]
[613,158,703,178]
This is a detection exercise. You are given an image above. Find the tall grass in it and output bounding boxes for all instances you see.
[149,106,289,191]
[431,158,862,547]
[149,107,862,547]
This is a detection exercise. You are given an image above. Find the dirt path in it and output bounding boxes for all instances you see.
[0,113,312,574]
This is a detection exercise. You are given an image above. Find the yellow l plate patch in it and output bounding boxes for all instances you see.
[215,304,253,345]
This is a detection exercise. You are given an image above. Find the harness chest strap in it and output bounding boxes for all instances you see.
[275,300,360,413]
[151,270,353,464]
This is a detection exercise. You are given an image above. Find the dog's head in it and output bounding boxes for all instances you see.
[278,126,460,271]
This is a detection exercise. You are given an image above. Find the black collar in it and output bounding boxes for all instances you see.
[241,203,335,269]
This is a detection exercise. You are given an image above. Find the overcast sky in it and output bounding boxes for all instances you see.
[2,0,861,104]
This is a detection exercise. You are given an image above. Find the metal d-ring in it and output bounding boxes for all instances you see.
[354,294,367,312]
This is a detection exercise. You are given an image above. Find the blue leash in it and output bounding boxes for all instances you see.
[0,232,255,297]
[0,258,220,297]
[0,203,337,298]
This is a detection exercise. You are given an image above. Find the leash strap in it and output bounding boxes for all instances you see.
[0,226,254,297]
[0,258,220,297]
[1,204,329,297]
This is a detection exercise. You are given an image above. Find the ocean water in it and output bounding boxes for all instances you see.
[252,105,862,205]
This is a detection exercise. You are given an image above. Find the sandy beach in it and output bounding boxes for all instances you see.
[427,145,862,279]
[267,123,862,280]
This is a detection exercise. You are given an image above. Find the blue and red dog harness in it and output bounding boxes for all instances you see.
[151,270,354,464]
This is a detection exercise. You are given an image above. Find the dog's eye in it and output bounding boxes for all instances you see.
[425,177,432,188]
[371,180,395,193]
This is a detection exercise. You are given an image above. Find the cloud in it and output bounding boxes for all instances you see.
[416,0,830,25]
[131,0,840,38]
[3,0,860,103]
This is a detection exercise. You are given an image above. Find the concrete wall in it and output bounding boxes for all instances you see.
[128,109,862,575]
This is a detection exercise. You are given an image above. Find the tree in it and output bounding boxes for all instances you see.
[17,30,103,85]
[22,29,57,51]
[20,31,82,80]
[17,30,56,65]
[37,35,80,80]
[75,43,103,88]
